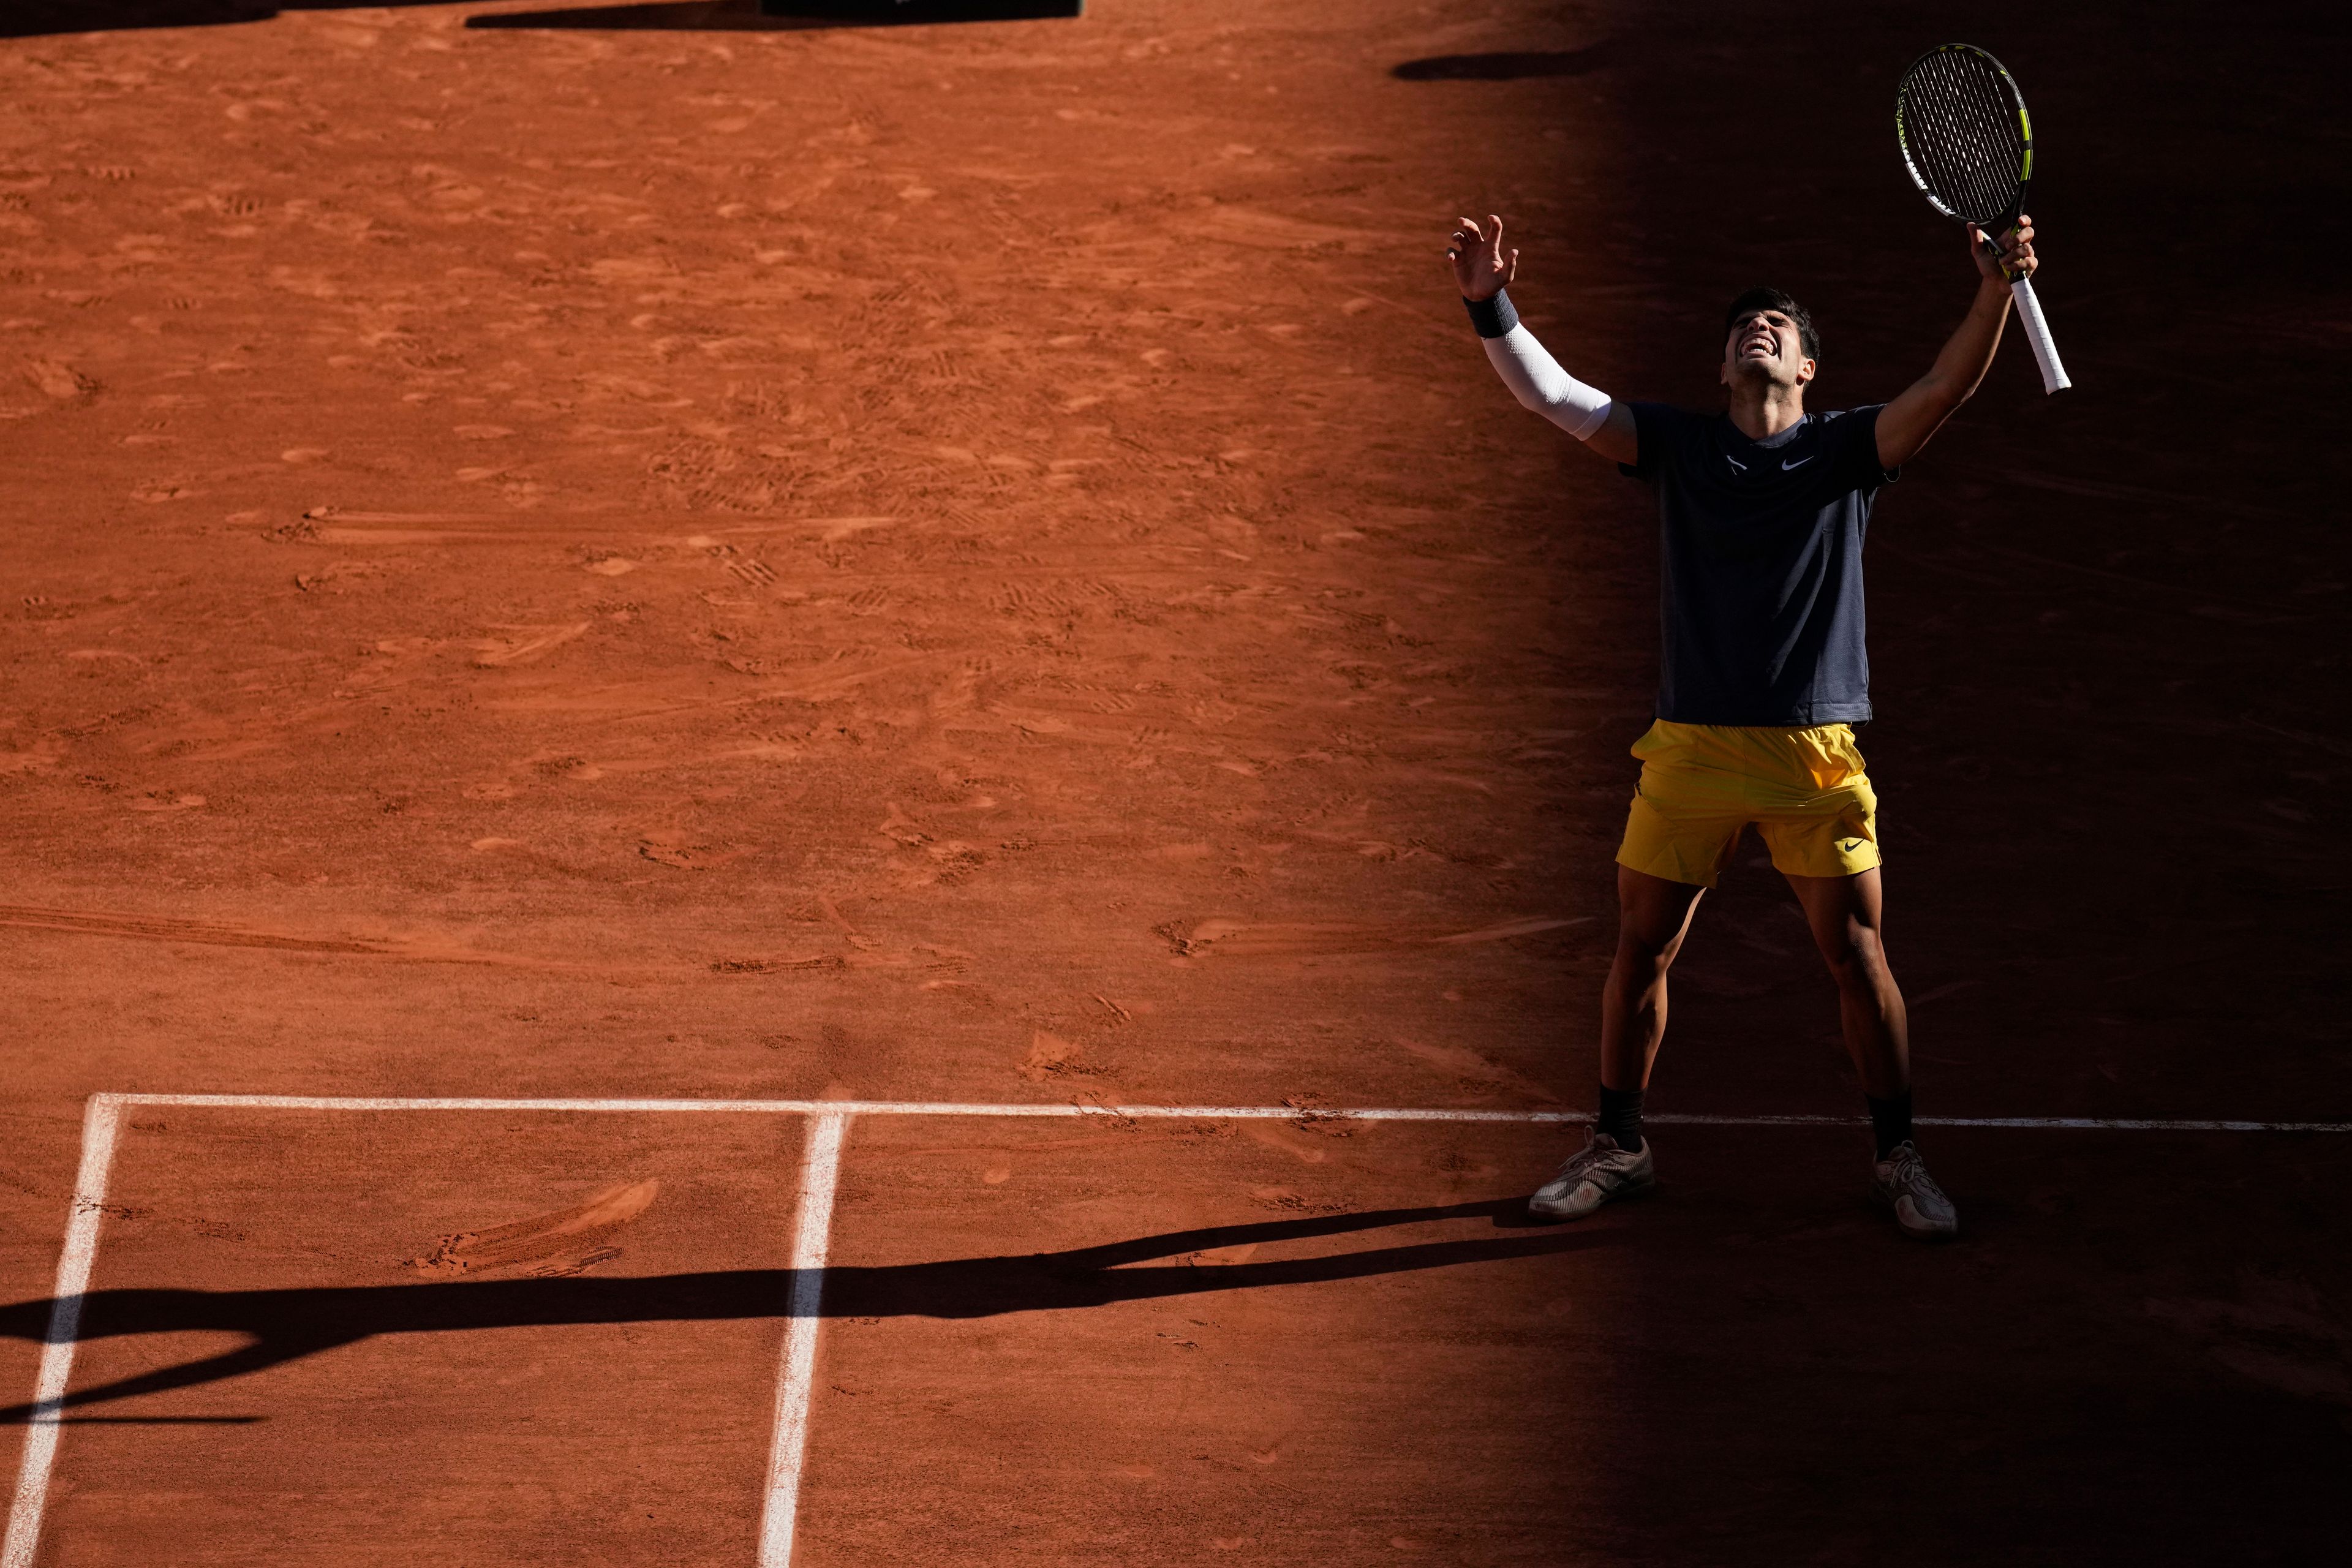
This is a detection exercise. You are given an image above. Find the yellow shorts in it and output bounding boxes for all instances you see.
[1615,720,1881,889]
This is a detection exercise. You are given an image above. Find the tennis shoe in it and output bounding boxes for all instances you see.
[1872,1140,1958,1240]
[1528,1133,1654,1221]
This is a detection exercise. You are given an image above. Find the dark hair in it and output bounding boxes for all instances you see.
[1724,287,1820,361]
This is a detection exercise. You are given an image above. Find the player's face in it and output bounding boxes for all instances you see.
[1720,309,1815,391]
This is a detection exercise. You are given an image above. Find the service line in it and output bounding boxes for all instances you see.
[757,1111,850,1568]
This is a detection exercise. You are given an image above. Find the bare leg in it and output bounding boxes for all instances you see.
[1528,865,1708,1219]
[1782,866,1909,1099]
[1600,865,1708,1091]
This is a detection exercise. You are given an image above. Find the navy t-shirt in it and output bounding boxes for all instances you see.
[1619,402,1897,727]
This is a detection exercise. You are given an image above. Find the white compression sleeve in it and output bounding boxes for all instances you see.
[1483,325,1613,442]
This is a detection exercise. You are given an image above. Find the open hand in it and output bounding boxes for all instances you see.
[1447,214,1518,301]
[1970,214,2037,283]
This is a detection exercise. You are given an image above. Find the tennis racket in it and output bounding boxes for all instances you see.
[1895,43,2071,394]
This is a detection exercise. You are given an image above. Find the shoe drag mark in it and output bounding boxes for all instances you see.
[1161,915,1586,959]
[404,1180,659,1278]
[0,905,616,973]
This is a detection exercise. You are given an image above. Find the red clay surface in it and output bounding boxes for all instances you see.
[21,1110,806,1564]
[3,1,2348,1563]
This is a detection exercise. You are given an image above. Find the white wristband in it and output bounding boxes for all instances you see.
[1484,325,1612,441]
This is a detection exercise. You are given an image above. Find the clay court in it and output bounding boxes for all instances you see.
[2,1,2347,1563]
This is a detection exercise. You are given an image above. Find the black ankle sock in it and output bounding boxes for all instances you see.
[1867,1089,1914,1160]
[1597,1084,1645,1153]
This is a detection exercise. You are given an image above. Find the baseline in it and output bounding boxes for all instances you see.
[83,1093,2352,1131]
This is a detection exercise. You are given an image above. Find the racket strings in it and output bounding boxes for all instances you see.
[1915,70,2013,222]
[1901,49,2026,227]
[1918,78,2017,221]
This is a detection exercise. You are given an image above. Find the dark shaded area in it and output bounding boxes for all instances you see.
[0,1,427,39]
[1392,44,1615,81]
[758,0,1079,18]
[0,0,1077,37]
[1439,4,2352,1560]
[463,1,829,29]
[1431,1,2351,1136]
[470,0,1076,29]
[1536,0,2352,1135]
[1570,1129,2352,1566]
[0,1199,1596,1422]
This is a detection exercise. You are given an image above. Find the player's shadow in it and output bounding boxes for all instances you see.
[0,1197,1602,1421]
[1390,44,1616,82]
[464,0,1079,29]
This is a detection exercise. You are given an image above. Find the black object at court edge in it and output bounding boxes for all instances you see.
[1597,1085,1645,1155]
[761,0,1082,20]
[1894,43,2070,394]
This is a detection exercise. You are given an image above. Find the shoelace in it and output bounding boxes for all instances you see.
[1554,1139,1621,1182]
[1883,1147,1948,1202]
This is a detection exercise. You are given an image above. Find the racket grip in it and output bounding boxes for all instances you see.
[2008,276,2071,394]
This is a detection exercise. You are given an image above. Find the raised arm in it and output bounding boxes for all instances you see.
[1448,215,1637,466]
[1874,218,2039,469]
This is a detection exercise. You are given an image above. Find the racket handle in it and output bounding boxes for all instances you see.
[2008,276,2071,394]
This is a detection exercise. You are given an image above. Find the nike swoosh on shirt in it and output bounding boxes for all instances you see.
[1781,456,1814,470]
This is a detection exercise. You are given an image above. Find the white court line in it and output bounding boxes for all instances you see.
[757,1112,849,1568]
[91,1093,2352,1132]
[9,1092,2350,1568]
[3,1095,122,1568]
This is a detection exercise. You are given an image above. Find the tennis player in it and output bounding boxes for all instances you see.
[1447,211,2040,1239]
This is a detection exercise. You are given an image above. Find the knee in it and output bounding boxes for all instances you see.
[1820,925,1891,990]
[1615,929,1681,979]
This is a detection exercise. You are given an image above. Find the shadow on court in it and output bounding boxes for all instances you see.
[0,0,1077,38]
[1390,45,1617,81]
[0,1198,1604,1422]
[0,1,432,38]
